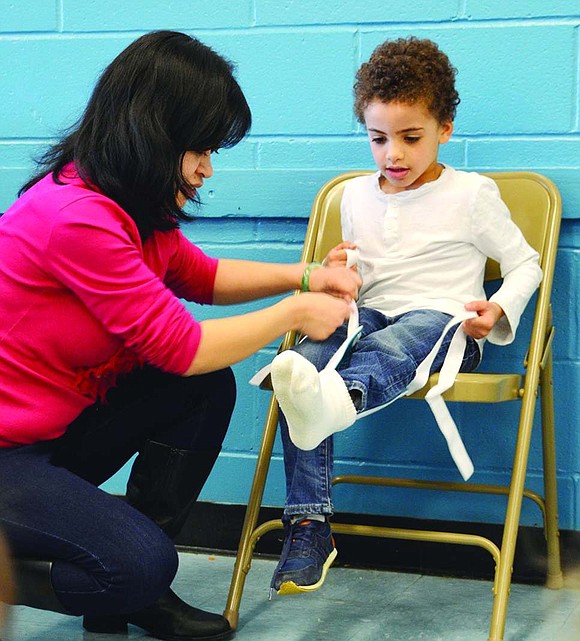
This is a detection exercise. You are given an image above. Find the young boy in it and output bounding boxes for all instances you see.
[269,37,542,596]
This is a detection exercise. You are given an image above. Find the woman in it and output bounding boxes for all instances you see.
[0,31,360,641]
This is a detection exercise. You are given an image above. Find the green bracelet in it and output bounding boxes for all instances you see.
[300,262,322,292]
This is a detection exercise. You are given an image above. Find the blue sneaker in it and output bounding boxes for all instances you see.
[270,519,337,595]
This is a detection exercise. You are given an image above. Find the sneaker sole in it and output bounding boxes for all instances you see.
[276,547,338,595]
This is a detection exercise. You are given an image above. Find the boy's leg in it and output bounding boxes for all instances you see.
[273,309,480,451]
[271,308,392,450]
[280,414,334,519]
[278,323,351,517]
[270,309,479,595]
[342,309,480,412]
[271,323,352,595]
[270,416,337,595]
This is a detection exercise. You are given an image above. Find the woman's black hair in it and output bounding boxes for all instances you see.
[20,30,252,240]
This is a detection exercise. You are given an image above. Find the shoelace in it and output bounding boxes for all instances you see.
[288,520,315,547]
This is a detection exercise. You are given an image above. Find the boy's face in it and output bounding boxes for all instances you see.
[363,99,453,194]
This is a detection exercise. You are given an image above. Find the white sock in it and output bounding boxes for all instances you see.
[271,350,356,451]
[290,514,326,524]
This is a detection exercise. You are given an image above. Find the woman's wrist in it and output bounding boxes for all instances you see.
[300,262,323,292]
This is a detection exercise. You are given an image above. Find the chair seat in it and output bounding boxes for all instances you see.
[262,371,522,403]
[407,372,523,403]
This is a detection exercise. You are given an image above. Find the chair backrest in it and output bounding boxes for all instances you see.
[302,170,561,285]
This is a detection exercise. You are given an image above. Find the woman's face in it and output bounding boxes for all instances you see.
[177,150,214,206]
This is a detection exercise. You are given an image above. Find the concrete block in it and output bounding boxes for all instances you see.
[0,36,134,137]
[187,168,340,218]
[255,0,461,25]
[464,0,580,19]
[0,0,57,31]
[554,361,580,464]
[0,170,25,211]
[61,0,253,30]
[552,248,580,360]
[467,139,580,169]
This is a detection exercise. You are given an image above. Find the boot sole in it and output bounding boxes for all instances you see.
[83,617,234,641]
[143,629,234,641]
[276,547,338,595]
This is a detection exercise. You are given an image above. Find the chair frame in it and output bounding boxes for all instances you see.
[224,171,563,641]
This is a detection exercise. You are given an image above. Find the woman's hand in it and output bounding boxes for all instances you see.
[463,300,504,339]
[186,291,353,375]
[308,264,361,302]
[290,292,352,341]
[324,241,358,268]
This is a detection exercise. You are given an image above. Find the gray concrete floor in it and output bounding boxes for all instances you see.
[2,550,579,641]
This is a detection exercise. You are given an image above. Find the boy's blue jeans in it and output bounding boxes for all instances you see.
[280,308,481,518]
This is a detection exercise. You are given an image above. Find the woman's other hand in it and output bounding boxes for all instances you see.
[291,292,352,341]
[308,264,361,302]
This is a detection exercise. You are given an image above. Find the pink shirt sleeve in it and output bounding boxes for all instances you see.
[46,195,207,374]
[151,229,219,304]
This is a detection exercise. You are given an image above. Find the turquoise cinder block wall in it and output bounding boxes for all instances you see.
[1,1,579,530]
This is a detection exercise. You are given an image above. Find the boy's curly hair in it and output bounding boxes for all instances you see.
[354,37,460,125]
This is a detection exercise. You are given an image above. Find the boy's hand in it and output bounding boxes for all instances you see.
[324,241,358,269]
[462,301,504,339]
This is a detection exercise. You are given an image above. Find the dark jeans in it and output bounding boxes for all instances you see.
[0,366,236,616]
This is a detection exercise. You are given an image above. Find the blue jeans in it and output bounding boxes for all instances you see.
[0,365,235,615]
[280,308,481,517]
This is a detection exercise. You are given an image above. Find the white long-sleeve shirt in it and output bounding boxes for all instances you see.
[341,166,542,346]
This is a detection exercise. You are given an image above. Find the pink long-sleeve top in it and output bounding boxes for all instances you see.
[0,167,218,447]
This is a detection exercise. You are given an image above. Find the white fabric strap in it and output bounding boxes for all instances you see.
[354,311,477,480]
[423,317,476,480]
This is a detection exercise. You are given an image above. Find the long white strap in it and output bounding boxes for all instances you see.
[353,311,477,480]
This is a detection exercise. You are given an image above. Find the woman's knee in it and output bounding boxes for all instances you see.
[53,525,178,615]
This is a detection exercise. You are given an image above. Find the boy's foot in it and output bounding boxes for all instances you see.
[270,519,337,595]
[271,350,356,450]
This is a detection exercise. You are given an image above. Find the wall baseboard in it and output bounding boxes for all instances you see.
[174,501,579,584]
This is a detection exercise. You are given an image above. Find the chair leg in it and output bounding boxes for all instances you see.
[539,351,564,589]
[223,395,280,629]
[488,381,539,641]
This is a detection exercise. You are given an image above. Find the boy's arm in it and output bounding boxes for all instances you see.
[471,179,542,345]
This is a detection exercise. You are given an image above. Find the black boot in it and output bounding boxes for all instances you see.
[9,559,71,615]
[83,440,231,640]
[83,589,232,640]
[124,440,222,539]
